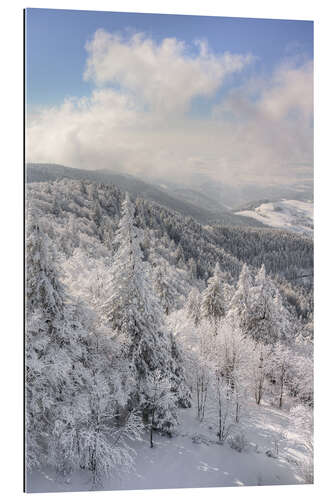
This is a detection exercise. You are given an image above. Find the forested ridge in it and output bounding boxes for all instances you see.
[26,177,313,318]
[26,163,269,227]
[25,178,313,490]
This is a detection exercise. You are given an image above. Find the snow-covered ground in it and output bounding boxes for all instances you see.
[27,401,308,493]
[236,200,313,237]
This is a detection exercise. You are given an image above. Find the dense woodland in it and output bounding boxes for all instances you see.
[25,178,313,489]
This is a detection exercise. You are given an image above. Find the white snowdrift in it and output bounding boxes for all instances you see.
[27,401,308,492]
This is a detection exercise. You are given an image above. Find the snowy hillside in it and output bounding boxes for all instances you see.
[236,200,313,237]
[25,178,313,493]
[28,401,310,492]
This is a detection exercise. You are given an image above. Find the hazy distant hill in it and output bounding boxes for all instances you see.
[155,173,313,211]
[26,163,266,228]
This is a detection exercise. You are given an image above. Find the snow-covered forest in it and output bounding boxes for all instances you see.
[25,178,313,492]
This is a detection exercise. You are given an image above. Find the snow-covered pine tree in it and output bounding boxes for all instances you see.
[26,212,65,318]
[25,310,51,471]
[92,200,102,227]
[186,287,201,326]
[100,193,183,433]
[272,290,293,343]
[227,263,253,329]
[25,211,76,474]
[97,215,113,252]
[188,257,198,281]
[67,214,80,252]
[247,265,290,344]
[201,262,226,332]
[142,370,177,447]
[153,262,174,315]
[168,331,192,409]
[75,329,144,488]
[79,179,87,196]
[174,243,185,268]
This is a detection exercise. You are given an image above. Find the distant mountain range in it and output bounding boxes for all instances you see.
[154,173,313,211]
[26,163,313,233]
[26,163,266,228]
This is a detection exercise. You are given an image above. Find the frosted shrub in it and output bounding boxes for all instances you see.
[228,432,248,453]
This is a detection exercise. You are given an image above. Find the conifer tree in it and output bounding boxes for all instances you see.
[168,332,192,409]
[247,265,289,344]
[100,194,182,431]
[25,213,74,472]
[142,370,177,447]
[188,257,198,281]
[26,214,65,318]
[186,287,201,326]
[201,262,225,332]
[227,263,253,329]
[153,263,174,315]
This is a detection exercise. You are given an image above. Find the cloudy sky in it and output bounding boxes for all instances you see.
[26,9,313,187]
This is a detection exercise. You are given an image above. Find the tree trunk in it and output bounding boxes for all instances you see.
[235,400,240,423]
[256,378,263,405]
[279,374,284,409]
[257,384,262,405]
[218,397,222,441]
[256,351,264,405]
[150,410,154,448]
[202,383,208,421]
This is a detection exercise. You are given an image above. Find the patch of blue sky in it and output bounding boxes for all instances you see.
[26,8,313,109]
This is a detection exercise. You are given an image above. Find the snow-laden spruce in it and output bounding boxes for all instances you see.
[200,263,226,331]
[100,193,189,432]
[186,287,202,326]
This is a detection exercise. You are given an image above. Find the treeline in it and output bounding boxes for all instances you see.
[211,225,313,283]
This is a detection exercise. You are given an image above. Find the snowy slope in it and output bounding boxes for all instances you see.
[236,200,313,237]
[27,402,307,492]
[25,180,313,493]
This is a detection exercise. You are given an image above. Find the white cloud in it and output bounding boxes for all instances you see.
[259,60,313,122]
[83,30,253,114]
[211,60,313,183]
[26,32,313,188]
